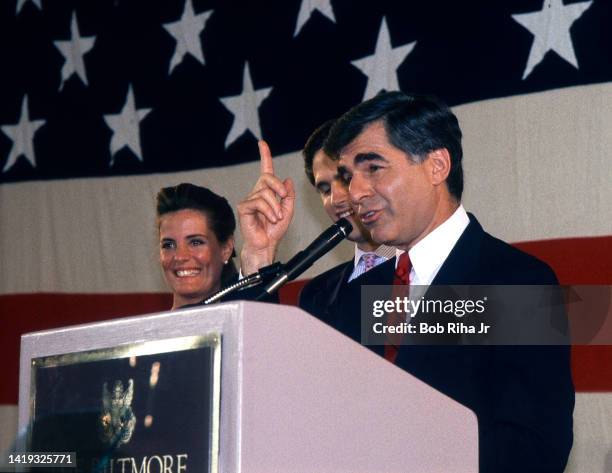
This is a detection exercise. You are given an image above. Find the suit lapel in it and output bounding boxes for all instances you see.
[431,214,484,286]
[327,260,353,308]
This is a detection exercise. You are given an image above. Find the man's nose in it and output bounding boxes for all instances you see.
[348,173,372,205]
[330,180,349,208]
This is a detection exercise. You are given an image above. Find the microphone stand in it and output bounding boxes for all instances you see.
[203,262,283,305]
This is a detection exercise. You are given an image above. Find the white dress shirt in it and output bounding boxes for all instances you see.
[396,205,470,286]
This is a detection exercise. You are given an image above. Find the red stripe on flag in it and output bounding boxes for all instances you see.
[513,235,612,285]
[514,235,612,392]
[571,345,612,392]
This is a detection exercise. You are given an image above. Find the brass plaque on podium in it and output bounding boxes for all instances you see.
[27,335,221,473]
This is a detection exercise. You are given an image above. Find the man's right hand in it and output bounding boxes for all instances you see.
[237,140,295,275]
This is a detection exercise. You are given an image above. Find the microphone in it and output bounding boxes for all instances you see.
[255,217,353,300]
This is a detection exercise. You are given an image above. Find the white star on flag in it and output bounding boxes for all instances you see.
[294,0,336,37]
[512,0,593,80]
[351,17,416,100]
[16,0,41,15]
[1,96,45,173]
[219,62,272,149]
[103,85,152,166]
[163,0,213,75]
[53,11,96,91]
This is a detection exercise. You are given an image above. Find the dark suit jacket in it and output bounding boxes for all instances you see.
[299,255,395,354]
[299,215,574,473]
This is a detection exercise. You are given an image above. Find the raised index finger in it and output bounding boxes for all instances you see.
[258,140,274,175]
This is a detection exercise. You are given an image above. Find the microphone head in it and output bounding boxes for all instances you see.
[273,216,355,286]
[335,217,353,236]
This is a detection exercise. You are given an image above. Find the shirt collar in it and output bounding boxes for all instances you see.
[396,205,470,285]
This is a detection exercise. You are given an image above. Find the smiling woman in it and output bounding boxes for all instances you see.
[156,183,237,310]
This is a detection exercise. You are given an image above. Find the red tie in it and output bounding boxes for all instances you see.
[393,252,411,286]
[384,252,411,363]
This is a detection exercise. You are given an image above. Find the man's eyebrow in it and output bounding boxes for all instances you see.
[354,152,386,164]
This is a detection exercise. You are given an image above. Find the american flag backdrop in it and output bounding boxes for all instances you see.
[1,0,611,469]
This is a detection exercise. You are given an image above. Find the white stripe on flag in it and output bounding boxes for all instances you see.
[1,83,611,294]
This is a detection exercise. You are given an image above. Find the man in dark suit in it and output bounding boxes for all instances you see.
[324,91,574,472]
[299,119,396,328]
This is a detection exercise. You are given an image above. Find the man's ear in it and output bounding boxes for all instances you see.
[427,148,451,186]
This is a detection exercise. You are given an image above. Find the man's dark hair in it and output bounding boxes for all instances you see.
[303,119,335,186]
[325,91,463,200]
[156,183,237,285]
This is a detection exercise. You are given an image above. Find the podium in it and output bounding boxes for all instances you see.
[18,302,478,473]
